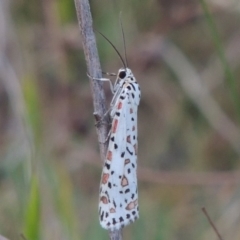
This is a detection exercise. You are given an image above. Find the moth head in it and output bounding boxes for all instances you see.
[118,68,135,82]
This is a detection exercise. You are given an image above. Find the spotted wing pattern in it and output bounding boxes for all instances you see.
[99,68,141,230]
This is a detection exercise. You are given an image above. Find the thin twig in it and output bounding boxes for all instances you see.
[73,0,122,239]
[202,207,224,240]
[73,0,109,159]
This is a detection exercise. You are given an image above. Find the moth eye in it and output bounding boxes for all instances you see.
[119,71,126,79]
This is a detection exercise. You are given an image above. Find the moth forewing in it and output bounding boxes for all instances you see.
[99,67,140,230]
[96,29,140,230]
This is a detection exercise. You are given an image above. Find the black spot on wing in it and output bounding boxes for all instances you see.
[127,147,133,155]
[130,83,136,91]
[100,211,104,221]
[125,188,130,194]
[105,163,110,170]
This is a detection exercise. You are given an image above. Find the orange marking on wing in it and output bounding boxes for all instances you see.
[106,150,112,160]
[126,201,135,210]
[112,119,118,133]
[100,196,108,204]
[121,176,129,187]
[126,199,138,210]
[125,159,130,165]
[127,135,131,143]
[110,208,116,213]
[117,101,122,109]
[134,144,137,155]
[102,173,109,184]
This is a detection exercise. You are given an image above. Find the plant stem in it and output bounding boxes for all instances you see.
[73,0,122,239]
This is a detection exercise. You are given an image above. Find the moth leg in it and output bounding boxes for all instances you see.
[87,73,114,93]
[94,110,111,127]
[102,71,117,76]
[94,113,111,144]
[99,127,112,144]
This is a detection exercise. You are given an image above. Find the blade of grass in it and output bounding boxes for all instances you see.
[199,0,240,121]
[53,163,78,240]
[23,175,40,240]
[22,75,42,144]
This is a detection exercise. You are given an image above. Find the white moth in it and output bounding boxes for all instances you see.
[92,29,141,230]
[99,67,141,230]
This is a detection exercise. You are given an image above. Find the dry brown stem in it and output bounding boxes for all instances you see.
[73,0,122,239]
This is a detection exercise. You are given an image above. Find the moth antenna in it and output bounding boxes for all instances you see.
[119,12,128,68]
[96,30,127,69]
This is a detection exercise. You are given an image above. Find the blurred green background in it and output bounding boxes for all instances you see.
[0,0,240,239]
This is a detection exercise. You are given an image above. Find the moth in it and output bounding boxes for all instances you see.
[93,30,141,230]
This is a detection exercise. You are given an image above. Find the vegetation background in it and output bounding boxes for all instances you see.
[0,0,240,239]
